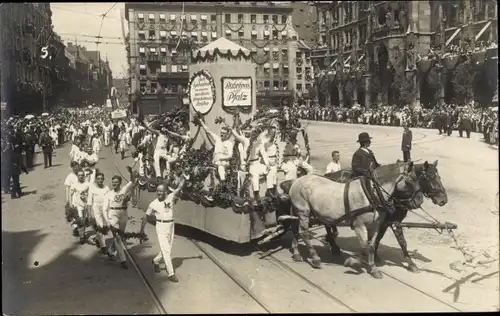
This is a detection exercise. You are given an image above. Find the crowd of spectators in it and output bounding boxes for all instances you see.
[422,40,497,61]
[291,104,498,145]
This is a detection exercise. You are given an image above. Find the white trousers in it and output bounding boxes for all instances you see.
[153,221,175,276]
[92,205,107,248]
[215,160,230,181]
[249,160,267,192]
[108,209,128,262]
[266,157,278,189]
[119,140,127,152]
[153,149,169,177]
[237,170,247,196]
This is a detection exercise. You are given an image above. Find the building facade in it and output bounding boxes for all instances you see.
[311,0,498,108]
[64,43,113,107]
[0,3,54,115]
[125,2,315,114]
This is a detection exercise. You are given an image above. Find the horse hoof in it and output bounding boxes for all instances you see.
[311,258,322,269]
[291,254,302,262]
[371,269,383,279]
[344,257,359,268]
[408,264,420,273]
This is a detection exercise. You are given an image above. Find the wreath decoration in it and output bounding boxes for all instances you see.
[187,69,216,116]
[225,23,244,32]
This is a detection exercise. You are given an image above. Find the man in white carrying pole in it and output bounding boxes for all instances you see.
[139,175,187,282]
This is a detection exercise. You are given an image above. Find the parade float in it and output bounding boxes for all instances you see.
[139,37,310,244]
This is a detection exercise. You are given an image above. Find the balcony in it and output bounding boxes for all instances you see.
[158,71,189,81]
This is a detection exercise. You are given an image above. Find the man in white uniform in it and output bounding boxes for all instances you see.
[140,176,187,282]
[69,169,91,243]
[87,171,110,254]
[280,140,314,181]
[199,119,234,182]
[142,123,169,179]
[247,131,270,205]
[102,121,111,147]
[262,123,279,196]
[102,169,137,269]
[231,126,251,197]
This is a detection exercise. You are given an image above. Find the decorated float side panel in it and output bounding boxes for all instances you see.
[188,61,256,149]
[172,59,259,243]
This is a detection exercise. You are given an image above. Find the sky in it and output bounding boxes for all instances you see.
[50,3,127,78]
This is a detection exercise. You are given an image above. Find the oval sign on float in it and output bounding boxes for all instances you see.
[188,69,216,115]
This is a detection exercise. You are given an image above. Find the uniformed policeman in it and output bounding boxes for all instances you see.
[39,129,54,168]
[9,149,29,199]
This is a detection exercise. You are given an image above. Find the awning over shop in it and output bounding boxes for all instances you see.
[159,14,166,20]
[148,14,155,20]
[273,63,279,69]
[225,30,232,34]
[264,63,270,68]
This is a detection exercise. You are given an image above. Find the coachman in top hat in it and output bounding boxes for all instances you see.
[351,132,396,215]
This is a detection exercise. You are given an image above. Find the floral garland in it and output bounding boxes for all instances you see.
[272,24,288,32]
[161,23,176,32]
[183,22,198,32]
[224,23,244,32]
[251,39,270,49]
[251,54,270,65]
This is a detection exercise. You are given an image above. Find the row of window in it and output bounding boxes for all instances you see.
[137,13,288,25]
[136,29,293,41]
[138,45,310,61]
[138,81,311,93]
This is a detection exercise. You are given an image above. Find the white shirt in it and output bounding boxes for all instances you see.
[87,184,110,210]
[70,180,90,210]
[146,196,175,221]
[103,182,134,211]
[214,139,234,162]
[64,172,78,187]
[325,161,342,174]
[155,134,168,151]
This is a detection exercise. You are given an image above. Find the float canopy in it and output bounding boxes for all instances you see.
[191,37,251,61]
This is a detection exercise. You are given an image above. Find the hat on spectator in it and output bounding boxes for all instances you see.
[357,132,372,143]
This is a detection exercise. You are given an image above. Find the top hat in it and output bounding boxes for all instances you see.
[357,132,372,143]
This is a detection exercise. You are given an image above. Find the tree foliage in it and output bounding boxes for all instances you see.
[451,61,475,105]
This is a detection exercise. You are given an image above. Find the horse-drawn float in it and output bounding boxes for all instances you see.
[138,38,310,244]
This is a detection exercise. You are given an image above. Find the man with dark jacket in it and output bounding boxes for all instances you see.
[445,112,453,136]
[351,132,380,178]
[9,149,29,199]
[24,129,37,169]
[351,132,395,215]
[401,123,412,162]
[460,114,473,138]
[39,129,54,168]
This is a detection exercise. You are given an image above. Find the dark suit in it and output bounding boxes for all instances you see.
[39,133,54,168]
[445,114,453,136]
[10,151,28,198]
[460,117,472,138]
[401,129,412,162]
[351,147,380,178]
[24,133,36,169]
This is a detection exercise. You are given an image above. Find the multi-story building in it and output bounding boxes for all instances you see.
[311,0,498,108]
[0,3,54,115]
[125,1,315,114]
[64,43,113,106]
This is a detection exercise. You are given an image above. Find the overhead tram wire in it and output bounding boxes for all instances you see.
[57,32,123,40]
[60,38,124,46]
[50,5,121,20]
[175,2,185,51]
